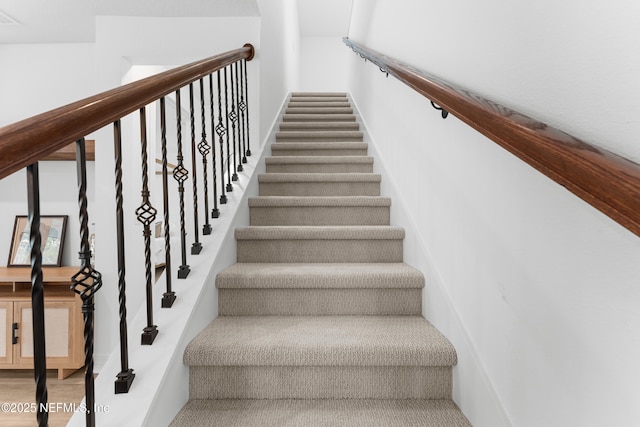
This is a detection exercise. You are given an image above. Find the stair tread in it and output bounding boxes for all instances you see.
[235,225,404,240]
[276,130,364,137]
[258,173,381,182]
[184,315,457,367]
[170,399,471,427]
[291,92,347,97]
[217,262,423,289]
[249,196,390,207]
[283,114,356,121]
[265,156,373,164]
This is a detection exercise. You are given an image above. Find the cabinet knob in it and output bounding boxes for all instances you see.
[11,322,18,345]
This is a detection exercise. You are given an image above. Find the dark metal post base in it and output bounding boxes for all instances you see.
[211,208,220,218]
[242,156,248,164]
[178,265,190,279]
[141,325,158,345]
[162,292,176,308]
[226,183,233,192]
[191,242,202,255]
[220,195,227,204]
[232,173,239,182]
[246,150,252,156]
[203,224,213,235]
[237,164,244,172]
[115,369,135,394]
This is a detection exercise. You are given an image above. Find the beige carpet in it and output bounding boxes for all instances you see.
[170,92,471,426]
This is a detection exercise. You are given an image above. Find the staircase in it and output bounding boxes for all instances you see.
[170,93,471,426]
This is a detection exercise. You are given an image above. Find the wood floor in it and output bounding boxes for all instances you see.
[0,369,85,427]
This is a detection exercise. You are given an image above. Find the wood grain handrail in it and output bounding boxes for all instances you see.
[0,43,255,180]
[344,37,640,237]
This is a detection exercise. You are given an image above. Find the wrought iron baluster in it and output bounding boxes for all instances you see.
[188,83,202,254]
[138,112,163,334]
[198,78,214,231]
[216,71,228,204]
[159,97,176,308]
[208,74,220,217]
[26,162,48,427]
[71,138,103,426]
[243,59,252,157]
[229,63,239,180]
[233,62,244,172]
[174,89,191,278]
[239,59,248,165]
[223,67,233,192]
[102,132,135,394]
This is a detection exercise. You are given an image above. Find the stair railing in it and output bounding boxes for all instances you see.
[343,37,640,238]
[0,43,255,427]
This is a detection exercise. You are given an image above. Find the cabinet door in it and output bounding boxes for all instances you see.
[0,301,12,364]
[13,300,81,368]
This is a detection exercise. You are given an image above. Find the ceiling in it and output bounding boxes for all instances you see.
[0,0,352,44]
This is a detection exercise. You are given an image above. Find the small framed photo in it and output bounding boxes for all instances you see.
[7,215,68,267]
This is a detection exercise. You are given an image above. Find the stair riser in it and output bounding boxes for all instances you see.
[266,163,373,173]
[237,239,402,263]
[250,206,390,226]
[286,108,353,115]
[219,289,422,316]
[276,135,363,142]
[271,146,368,156]
[190,366,452,399]
[259,182,380,197]
[283,114,356,122]
[279,123,359,131]
[288,102,352,108]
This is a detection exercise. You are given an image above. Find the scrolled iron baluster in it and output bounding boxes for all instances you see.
[223,67,233,192]
[239,60,248,164]
[71,138,103,426]
[233,62,244,172]
[229,62,240,178]
[135,144,162,342]
[216,71,228,204]
[26,162,48,427]
[173,89,191,278]
[243,59,252,157]
[159,97,175,308]
[209,74,221,216]
[198,78,214,231]
[188,83,203,254]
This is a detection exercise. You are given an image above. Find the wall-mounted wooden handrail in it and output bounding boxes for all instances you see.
[0,43,254,180]
[344,37,640,237]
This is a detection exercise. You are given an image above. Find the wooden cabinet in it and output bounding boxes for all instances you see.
[0,267,83,379]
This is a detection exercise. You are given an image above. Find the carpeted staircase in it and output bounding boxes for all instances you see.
[170,93,471,426]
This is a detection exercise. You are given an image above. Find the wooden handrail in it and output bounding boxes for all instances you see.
[344,37,640,237]
[0,43,254,180]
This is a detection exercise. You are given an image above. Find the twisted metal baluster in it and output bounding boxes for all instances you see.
[243,59,252,157]
[233,62,244,172]
[71,138,103,426]
[159,97,175,308]
[223,67,233,192]
[198,78,214,232]
[105,132,135,394]
[208,74,221,216]
[188,83,202,254]
[239,59,248,164]
[137,114,163,338]
[216,71,228,204]
[26,162,48,427]
[173,89,191,278]
[229,63,239,180]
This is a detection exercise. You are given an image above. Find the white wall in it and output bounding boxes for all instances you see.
[256,0,300,138]
[0,43,96,276]
[298,37,349,91]
[347,1,640,427]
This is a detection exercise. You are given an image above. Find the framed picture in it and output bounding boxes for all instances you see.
[7,215,68,267]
